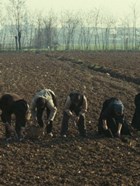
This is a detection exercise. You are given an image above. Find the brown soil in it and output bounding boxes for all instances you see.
[0,51,140,186]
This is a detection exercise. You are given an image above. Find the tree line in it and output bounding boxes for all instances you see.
[0,0,140,51]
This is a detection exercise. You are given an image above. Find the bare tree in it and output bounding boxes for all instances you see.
[0,1,3,50]
[60,11,80,50]
[77,14,86,50]
[0,1,7,50]
[130,2,139,50]
[91,8,101,51]
[33,13,44,49]
[7,0,27,50]
[119,16,131,50]
[78,12,95,50]
[21,12,34,49]
[43,11,58,50]
[101,15,117,51]
[0,1,2,23]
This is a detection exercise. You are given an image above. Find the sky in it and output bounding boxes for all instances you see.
[26,0,139,18]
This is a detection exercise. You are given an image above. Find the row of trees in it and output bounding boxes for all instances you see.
[0,0,140,51]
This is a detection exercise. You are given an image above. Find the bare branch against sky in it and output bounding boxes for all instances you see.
[1,0,139,29]
[2,0,139,19]
[25,0,139,17]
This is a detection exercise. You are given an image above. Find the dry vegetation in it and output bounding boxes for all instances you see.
[0,51,140,186]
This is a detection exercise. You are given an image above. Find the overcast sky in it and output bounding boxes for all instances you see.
[26,0,139,17]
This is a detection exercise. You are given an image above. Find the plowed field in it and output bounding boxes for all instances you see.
[0,51,140,186]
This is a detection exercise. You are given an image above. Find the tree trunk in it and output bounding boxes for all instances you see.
[15,36,18,51]
[18,31,21,50]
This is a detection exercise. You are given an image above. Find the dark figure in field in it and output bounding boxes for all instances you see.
[0,93,29,140]
[60,91,88,137]
[131,93,140,131]
[31,89,57,137]
[98,97,131,138]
